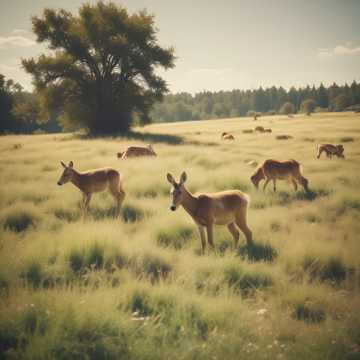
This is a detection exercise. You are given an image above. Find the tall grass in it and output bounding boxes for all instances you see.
[0,112,359,359]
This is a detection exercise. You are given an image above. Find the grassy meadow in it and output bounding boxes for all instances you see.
[0,112,360,360]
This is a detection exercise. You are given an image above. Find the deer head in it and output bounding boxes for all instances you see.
[166,171,187,211]
[57,161,74,186]
[250,167,264,189]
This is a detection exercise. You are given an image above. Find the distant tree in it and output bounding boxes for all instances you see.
[280,102,295,115]
[300,99,317,115]
[0,74,14,133]
[23,2,175,135]
[316,83,328,108]
[331,94,349,112]
[0,74,26,133]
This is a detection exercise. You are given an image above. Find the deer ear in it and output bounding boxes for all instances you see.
[180,171,187,184]
[61,161,66,168]
[68,161,73,168]
[167,173,175,185]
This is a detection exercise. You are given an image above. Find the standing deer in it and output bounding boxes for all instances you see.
[57,161,125,218]
[167,172,252,254]
[251,159,309,192]
[316,144,345,159]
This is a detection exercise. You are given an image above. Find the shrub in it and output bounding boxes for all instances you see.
[2,208,39,232]
[127,289,152,316]
[238,242,277,262]
[302,256,347,283]
[130,253,172,283]
[121,204,145,223]
[50,315,130,360]
[223,264,273,296]
[54,208,80,222]
[156,225,194,250]
[68,242,127,275]
[21,261,43,288]
[293,303,326,323]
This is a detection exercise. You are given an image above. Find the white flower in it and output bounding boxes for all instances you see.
[257,308,268,316]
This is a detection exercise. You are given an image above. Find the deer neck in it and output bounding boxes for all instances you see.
[70,170,85,192]
[180,186,198,218]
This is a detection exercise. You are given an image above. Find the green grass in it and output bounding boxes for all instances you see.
[0,112,359,359]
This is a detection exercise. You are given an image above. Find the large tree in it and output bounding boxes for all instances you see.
[23,2,175,134]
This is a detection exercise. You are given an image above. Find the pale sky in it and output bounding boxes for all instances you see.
[0,0,359,93]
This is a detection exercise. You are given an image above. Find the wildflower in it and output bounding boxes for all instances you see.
[257,308,268,316]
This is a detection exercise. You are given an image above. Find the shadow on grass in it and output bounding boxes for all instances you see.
[237,242,277,262]
[295,188,331,201]
[87,204,145,222]
[125,131,184,145]
[270,188,331,206]
[73,130,220,147]
[73,130,184,145]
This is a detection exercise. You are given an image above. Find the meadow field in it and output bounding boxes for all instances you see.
[0,112,360,360]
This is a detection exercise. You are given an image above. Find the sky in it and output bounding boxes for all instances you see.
[0,0,359,94]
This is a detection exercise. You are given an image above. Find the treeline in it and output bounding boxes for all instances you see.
[0,74,61,134]
[150,82,360,122]
[2,72,360,134]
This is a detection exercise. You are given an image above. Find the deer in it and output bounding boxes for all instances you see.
[255,126,266,133]
[167,172,253,254]
[250,159,309,192]
[117,144,157,159]
[316,144,345,159]
[221,132,235,140]
[57,161,125,218]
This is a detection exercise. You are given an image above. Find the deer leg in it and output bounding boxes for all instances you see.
[292,179,298,191]
[263,178,270,192]
[273,179,277,192]
[227,222,240,248]
[198,226,206,255]
[236,212,253,247]
[206,225,215,251]
[109,178,125,218]
[81,193,91,219]
[110,188,125,218]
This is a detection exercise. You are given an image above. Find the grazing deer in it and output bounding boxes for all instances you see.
[57,161,125,217]
[117,144,157,159]
[167,172,252,254]
[316,144,345,159]
[255,126,265,132]
[221,132,235,140]
[255,126,272,133]
[251,159,309,192]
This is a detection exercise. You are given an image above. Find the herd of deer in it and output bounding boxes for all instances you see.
[57,139,345,254]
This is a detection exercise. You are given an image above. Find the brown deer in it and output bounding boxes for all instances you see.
[255,126,265,132]
[167,172,252,254]
[250,159,309,192]
[221,132,235,140]
[316,144,345,159]
[117,144,156,159]
[57,161,125,217]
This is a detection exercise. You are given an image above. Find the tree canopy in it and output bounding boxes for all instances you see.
[300,99,317,115]
[23,1,175,134]
[279,102,295,115]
